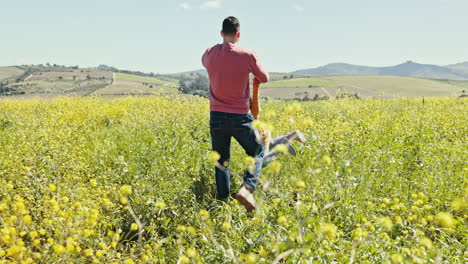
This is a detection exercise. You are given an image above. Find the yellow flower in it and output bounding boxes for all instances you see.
[391,253,404,263]
[295,180,306,189]
[130,223,138,231]
[286,102,302,113]
[320,155,332,167]
[48,184,57,192]
[123,259,135,264]
[270,161,281,173]
[395,216,403,225]
[272,144,289,154]
[89,179,97,187]
[252,120,262,129]
[451,198,467,212]
[435,212,456,229]
[414,199,424,206]
[353,227,368,241]
[199,209,210,219]
[120,196,129,204]
[84,249,94,257]
[186,248,197,258]
[221,222,232,232]
[377,217,393,231]
[243,253,258,264]
[22,215,32,225]
[53,244,66,254]
[187,226,196,234]
[419,237,433,249]
[6,245,26,258]
[301,118,314,128]
[179,255,190,264]
[207,151,221,162]
[29,231,38,239]
[155,200,167,210]
[277,215,288,226]
[119,185,132,195]
[245,156,255,165]
[319,223,338,239]
[176,225,186,232]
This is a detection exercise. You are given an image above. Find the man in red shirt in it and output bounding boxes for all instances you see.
[202,16,269,212]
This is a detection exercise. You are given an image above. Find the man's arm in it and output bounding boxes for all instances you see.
[250,53,269,83]
[202,48,210,68]
[249,53,268,119]
[250,79,260,119]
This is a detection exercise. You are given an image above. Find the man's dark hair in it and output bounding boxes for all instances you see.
[222,16,240,35]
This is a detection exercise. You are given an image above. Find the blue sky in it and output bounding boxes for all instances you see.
[1,0,467,74]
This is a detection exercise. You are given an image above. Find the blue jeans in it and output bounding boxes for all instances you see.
[262,135,292,168]
[210,111,265,199]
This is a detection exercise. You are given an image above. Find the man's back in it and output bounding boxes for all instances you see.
[202,42,268,114]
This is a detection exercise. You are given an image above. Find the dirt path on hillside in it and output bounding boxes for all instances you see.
[24,74,33,81]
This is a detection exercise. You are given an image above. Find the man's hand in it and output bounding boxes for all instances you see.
[250,78,261,119]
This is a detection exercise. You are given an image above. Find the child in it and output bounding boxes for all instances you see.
[236,129,306,210]
[259,129,306,167]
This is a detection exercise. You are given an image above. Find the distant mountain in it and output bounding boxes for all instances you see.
[446,62,468,76]
[294,61,468,80]
[293,63,380,76]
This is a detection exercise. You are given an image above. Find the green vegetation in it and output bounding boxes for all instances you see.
[0,66,24,80]
[0,96,466,263]
[262,77,340,88]
[260,75,466,99]
[115,73,177,86]
[435,79,468,89]
[323,76,464,98]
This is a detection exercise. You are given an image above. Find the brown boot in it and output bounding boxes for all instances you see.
[236,184,256,212]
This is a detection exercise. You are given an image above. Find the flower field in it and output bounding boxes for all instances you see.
[0,96,466,263]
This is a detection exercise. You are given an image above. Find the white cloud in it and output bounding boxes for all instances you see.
[200,0,222,9]
[292,4,304,13]
[179,2,190,9]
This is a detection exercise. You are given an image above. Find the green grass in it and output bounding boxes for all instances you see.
[0,97,465,263]
[323,76,464,97]
[11,79,111,95]
[262,77,341,88]
[435,79,468,89]
[267,72,317,81]
[0,66,24,80]
[260,75,465,99]
[116,73,178,86]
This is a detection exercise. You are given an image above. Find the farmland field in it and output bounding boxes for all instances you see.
[115,73,178,86]
[260,76,466,99]
[92,73,179,96]
[0,67,24,81]
[0,96,466,263]
[262,78,340,89]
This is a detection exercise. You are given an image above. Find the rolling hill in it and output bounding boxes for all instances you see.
[294,61,468,80]
[1,62,467,100]
[446,62,468,76]
[0,66,24,81]
[260,75,466,99]
[0,65,179,98]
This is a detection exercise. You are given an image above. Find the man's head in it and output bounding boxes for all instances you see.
[221,16,240,43]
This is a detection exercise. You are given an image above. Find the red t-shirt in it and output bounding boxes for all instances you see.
[202,42,269,114]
